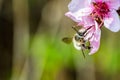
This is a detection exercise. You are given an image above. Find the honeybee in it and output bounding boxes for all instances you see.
[62,26,92,58]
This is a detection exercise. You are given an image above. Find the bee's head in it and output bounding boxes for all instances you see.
[74,35,80,41]
[74,34,84,42]
[78,32,84,36]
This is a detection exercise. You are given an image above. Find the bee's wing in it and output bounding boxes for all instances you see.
[62,37,72,44]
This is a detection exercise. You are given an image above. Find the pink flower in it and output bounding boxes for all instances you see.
[65,0,120,54]
[65,0,120,32]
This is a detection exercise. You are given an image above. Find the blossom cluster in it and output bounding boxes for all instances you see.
[65,0,120,55]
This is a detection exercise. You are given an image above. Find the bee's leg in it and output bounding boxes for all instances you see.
[83,45,92,50]
[81,44,86,49]
[86,46,92,50]
[79,45,85,58]
[86,34,94,50]
[81,48,85,58]
[82,43,92,50]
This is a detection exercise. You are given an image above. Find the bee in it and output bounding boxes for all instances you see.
[62,26,92,58]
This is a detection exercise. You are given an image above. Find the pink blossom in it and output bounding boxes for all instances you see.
[65,0,120,54]
[65,0,120,32]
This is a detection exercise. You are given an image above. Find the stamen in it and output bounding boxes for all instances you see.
[92,2,110,19]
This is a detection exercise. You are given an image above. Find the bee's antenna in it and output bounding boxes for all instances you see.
[72,26,92,36]
[72,26,81,35]
[83,26,92,35]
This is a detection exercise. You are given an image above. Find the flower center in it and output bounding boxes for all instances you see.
[92,2,110,19]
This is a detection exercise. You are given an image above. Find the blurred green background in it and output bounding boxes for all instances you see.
[0,0,120,80]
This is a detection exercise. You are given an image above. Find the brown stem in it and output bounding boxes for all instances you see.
[99,21,104,28]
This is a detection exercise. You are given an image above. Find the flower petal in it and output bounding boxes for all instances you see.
[89,28,101,55]
[107,0,120,10]
[65,12,82,22]
[68,0,92,12]
[81,16,95,27]
[87,22,101,55]
[91,0,102,2]
[104,10,120,32]
[65,7,92,22]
